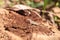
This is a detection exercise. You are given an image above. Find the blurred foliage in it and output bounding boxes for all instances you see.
[0,0,60,8]
[19,0,44,8]
[43,0,49,10]
[19,0,60,9]
[0,0,4,7]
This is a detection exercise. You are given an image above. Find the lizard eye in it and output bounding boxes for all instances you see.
[16,10,26,16]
